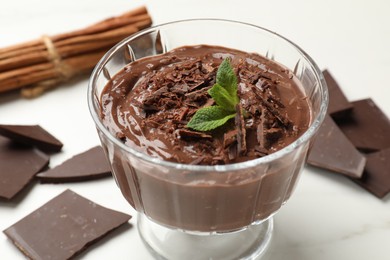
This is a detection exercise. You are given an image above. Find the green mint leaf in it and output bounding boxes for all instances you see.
[208,83,236,112]
[187,106,236,131]
[186,58,241,132]
[216,58,239,104]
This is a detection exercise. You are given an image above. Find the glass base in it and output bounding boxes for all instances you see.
[137,213,273,260]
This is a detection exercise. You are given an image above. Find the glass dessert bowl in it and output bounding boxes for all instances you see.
[88,19,328,260]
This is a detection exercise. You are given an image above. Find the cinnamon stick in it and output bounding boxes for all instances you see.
[0,6,152,97]
[1,51,107,93]
[0,24,138,72]
[0,6,149,57]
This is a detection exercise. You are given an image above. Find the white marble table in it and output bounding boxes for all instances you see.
[1,0,389,259]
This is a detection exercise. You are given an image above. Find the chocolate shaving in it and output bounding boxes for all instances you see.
[265,128,283,144]
[189,156,206,165]
[142,104,159,112]
[223,129,238,148]
[256,109,266,149]
[202,98,215,108]
[266,90,285,108]
[174,107,189,121]
[255,80,271,91]
[171,83,190,95]
[235,103,247,155]
[228,143,238,161]
[183,101,201,108]
[241,68,272,85]
[143,118,161,128]
[201,63,215,74]
[187,80,208,92]
[251,85,291,127]
[176,129,212,140]
[142,86,169,108]
[184,86,211,100]
[254,145,269,156]
[158,97,180,109]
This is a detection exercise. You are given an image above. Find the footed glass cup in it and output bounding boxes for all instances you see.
[88,19,328,260]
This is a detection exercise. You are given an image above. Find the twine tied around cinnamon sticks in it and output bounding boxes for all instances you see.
[41,34,74,80]
[0,6,152,98]
[19,35,76,98]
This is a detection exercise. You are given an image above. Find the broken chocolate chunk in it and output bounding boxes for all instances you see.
[322,70,353,117]
[0,136,49,200]
[3,189,131,260]
[36,146,111,183]
[307,115,366,178]
[351,147,390,198]
[336,98,390,152]
[0,124,63,152]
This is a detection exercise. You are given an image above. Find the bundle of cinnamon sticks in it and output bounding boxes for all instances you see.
[0,6,152,98]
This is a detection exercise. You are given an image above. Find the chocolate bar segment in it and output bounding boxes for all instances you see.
[322,70,353,117]
[351,148,390,198]
[0,124,63,152]
[3,189,131,259]
[336,98,390,152]
[36,146,111,182]
[307,115,366,178]
[0,136,49,200]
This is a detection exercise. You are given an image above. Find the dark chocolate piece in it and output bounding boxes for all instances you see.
[337,98,390,152]
[3,189,131,259]
[0,136,49,200]
[351,148,390,198]
[36,146,111,183]
[0,124,63,152]
[322,70,353,117]
[307,115,366,178]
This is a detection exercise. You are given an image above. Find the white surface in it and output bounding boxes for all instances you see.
[1,0,390,259]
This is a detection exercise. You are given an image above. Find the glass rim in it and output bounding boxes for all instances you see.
[87,18,328,172]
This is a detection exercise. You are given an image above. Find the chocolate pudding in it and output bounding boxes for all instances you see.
[100,45,312,232]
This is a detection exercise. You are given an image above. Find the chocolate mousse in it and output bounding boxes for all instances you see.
[100,45,312,231]
[101,45,310,164]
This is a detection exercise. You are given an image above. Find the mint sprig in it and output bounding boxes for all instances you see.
[187,58,239,131]
[186,106,237,131]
